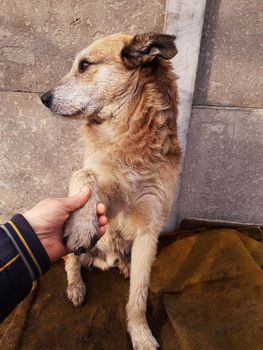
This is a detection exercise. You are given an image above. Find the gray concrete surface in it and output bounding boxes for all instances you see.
[0,91,83,222]
[0,0,165,92]
[177,106,263,225]
[194,0,263,108]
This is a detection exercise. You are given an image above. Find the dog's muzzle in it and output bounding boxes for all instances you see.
[41,91,53,108]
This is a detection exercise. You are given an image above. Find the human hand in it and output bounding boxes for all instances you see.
[23,187,107,262]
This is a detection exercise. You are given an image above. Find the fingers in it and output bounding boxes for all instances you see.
[98,213,107,237]
[99,226,106,237]
[97,204,107,237]
[98,215,107,226]
[63,186,91,212]
[96,203,105,215]
[64,191,105,215]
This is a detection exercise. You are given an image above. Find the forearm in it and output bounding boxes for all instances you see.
[0,214,50,322]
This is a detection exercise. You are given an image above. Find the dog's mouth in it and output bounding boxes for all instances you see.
[42,98,103,124]
[51,104,88,118]
[56,109,104,125]
[40,91,106,125]
[54,109,84,119]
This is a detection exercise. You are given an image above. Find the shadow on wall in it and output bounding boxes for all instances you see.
[193,0,221,104]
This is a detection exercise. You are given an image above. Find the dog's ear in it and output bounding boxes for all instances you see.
[121,33,177,68]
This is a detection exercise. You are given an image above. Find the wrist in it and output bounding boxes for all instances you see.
[23,210,40,235]
[4,214,51,279]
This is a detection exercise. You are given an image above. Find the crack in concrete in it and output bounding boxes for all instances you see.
[0,89,43,94]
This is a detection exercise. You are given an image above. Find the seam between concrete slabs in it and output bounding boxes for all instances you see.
[194,104,263,111]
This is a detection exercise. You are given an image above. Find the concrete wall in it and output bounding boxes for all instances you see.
[2,0,261,228]
[0,0,165,221]
[194,0,263,108]
[177,0,263,225]
[1,0,165,93]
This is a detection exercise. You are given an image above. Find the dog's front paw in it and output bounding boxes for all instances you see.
[129,322,159,350]
[67,282,86,307]
[64,204,99,254]
[132,332,159,350]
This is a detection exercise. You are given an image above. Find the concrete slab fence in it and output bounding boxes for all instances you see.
[0,0,262,229]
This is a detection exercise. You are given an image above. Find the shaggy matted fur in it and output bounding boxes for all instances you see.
[41,33,180,350]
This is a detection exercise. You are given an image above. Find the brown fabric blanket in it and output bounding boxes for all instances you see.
[1,228,263,350]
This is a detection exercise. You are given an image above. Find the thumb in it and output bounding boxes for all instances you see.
[64,186,91,212]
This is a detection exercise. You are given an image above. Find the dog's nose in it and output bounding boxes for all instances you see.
[41,91,53,107]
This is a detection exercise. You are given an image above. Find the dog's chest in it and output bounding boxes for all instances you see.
[83,149,107,173]
[83,141,143,188]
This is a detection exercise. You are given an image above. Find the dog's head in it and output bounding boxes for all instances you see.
[41,33,177,122]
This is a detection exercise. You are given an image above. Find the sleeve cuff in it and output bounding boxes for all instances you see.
[2,214,51,280]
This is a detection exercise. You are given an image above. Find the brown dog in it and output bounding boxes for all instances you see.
[41,33,180,350]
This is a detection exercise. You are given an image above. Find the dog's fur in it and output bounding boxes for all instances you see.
[41,33,180,350]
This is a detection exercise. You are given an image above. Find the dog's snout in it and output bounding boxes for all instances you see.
[41,91,53,107]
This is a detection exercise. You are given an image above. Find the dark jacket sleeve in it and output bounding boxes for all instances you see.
[0,214,50,322]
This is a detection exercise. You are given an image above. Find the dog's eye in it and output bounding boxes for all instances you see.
[79,60,90,73]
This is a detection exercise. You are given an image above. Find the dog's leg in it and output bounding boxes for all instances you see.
[64,254,86,307]
[64,168,108,306]
[64,168,108,253]
[127,233,159,350]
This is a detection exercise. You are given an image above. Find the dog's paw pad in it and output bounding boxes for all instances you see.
[67,282,86,307]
